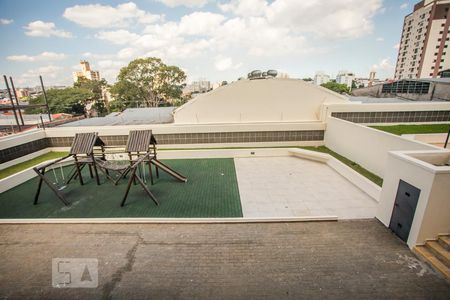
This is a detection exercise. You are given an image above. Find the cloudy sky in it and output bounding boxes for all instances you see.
[0,0,415,88]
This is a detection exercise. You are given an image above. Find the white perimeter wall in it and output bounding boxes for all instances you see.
[377,151,450,248]
[324,117,439,177]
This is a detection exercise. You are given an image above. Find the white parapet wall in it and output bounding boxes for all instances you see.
[376,150,450,248]
[322,101,450,122]
[0,129,46,150]
[324,117,440,177]
[44,121,325,136]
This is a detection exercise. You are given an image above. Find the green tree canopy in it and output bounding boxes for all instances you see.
[111,57,186,109]
[26,87,93,115]
[320,82,350,94]
[74,77,108,101]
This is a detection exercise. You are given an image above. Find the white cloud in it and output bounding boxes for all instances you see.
[95,30,140,45]
[63,2,161,28]
[178,12,226,36]
[400,3,408,10]
[24,21,72,38]
[371,57,395,78]
[22,65,63,78]
[393,43,400,50]
[265,0,382,39]
[219,0,268,17]
[376,37,384,42]
[214,55,242,71]
[7,52,66,62]
[0,18,13,25]
[156,0,208,7]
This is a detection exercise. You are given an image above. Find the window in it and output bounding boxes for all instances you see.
[381,80,430,94]
[430,73,433,76]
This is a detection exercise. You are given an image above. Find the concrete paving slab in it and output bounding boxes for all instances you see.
[0,220,448,299]
[235,157,377,219]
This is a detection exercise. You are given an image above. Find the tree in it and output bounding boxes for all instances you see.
[74,78,110,115]
[26,87,93,115]
[302,77,313,82]
[320,82,350,94]
[74,78,108,102]
[111,57,186,109]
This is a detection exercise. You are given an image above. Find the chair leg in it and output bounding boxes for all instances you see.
[66,164,85,184]
[34,168,45,205]
[148,161,153,185]
[34,168,70,206]
[74,161,84,185]
[92,163,100,185]
[121,168,137,207]
[135,173,158,205]
[88,165,94,178]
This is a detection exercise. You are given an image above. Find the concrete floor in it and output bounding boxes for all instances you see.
[0,220,448,299]
[235,157,378,219]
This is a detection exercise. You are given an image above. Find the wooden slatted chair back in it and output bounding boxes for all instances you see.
[69,132,99,155]
[125,130,153,153]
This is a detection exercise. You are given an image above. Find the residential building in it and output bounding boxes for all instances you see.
[336,70,355,88]
[183,81,211,95]
[352,77,450,100]
[313,71,330,86]
[73,60,100,83]
[15,89,29,99]
[394,0,450,80]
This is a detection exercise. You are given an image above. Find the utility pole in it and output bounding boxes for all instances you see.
[9,77,25,125]
[39,75,52,122]
[3,75,21,132]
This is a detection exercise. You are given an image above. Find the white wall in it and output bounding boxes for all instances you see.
[0,129,45,150]
[377,151,450,248]
[324,117,439,177]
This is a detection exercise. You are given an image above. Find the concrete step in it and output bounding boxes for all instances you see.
[414,245,450,280]
[438,235,450,250]
[426,240,450,267]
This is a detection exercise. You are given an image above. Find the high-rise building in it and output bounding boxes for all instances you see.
[336,70,355,88]
[73,60,100,83]
[313,71,330,86]
[394,0,450,79]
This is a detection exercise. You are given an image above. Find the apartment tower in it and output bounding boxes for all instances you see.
[72,60,100,83]
[394,0,450,79]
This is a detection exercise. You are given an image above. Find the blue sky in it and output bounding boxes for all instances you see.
[0,0,415,88]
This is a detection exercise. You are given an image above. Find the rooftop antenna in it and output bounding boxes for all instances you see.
[39,75,52,122]
[3,75,21,132]
[9,77,25,126]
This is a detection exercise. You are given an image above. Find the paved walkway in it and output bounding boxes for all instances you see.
[235,157,378,218]
[0,220,448,299]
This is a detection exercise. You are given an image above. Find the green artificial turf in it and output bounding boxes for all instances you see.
[370,124,450,136]
[301,146,383,187]
[0,158,243,218]
[0,152,68,180]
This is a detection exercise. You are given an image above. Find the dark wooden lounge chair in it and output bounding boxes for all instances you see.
[33,132,104,206]
[96,129,187,207]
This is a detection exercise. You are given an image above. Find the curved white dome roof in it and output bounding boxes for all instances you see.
[174,78,349,124]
